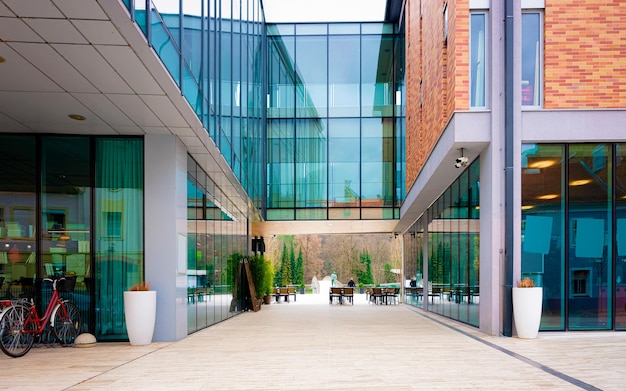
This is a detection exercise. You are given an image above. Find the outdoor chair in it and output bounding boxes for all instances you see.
[342,287,354,304]
[370,287,383,305]
[329,287,343,304]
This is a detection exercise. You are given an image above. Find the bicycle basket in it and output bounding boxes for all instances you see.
[57,276,77,292]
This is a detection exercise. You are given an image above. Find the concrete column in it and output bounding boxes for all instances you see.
[144,134,188,342]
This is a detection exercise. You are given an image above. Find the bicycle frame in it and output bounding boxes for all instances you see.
[20,285,69,336]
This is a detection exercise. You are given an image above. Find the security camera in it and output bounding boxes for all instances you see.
[454,156,469,168]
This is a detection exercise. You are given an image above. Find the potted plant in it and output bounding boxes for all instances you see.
[299,283,305,295]
[512,277,543,339]
[249,255,274,306]
[358,282,365,294]
[123,281,157,345]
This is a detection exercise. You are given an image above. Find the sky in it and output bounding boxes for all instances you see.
[262,0,387,23]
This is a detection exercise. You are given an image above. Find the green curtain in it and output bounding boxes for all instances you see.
[95,138,143,339]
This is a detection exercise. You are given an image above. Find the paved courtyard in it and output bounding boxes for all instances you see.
[0,293,624,390]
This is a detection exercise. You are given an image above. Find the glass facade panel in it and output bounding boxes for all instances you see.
[521,144,565,330]
[295,119,327,208]
[268,36,296,118]
[0,135,37,305]
[521,143,626,331]
[361,35,393,117]
[329,35,360,117]
[361,118,394,207]
[128,0,265,213]
[268,119,295,209]
[617,144,626,330]
[470,13,486,108]
[266,22,404,220]
[41,137,91,335]
[568,144,612,330]
[94,138,144,340]
[522,12,542,107]
[404,160,480,327]
[296,35,328,118]
[187,156,246,333]
[329,119,360,209]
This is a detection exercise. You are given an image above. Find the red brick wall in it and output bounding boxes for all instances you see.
[405,0,470,188]
[544,0,626,108]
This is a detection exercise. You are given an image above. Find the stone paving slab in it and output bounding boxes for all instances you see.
[0,294,623,390]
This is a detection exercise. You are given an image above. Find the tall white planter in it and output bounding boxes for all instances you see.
[123,290,157,345]
[512,287,543,339]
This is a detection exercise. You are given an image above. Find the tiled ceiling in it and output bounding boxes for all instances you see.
[0,0,249,216]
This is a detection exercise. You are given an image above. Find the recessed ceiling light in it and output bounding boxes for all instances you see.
[569,179,591,186]
[529,160,555,169]
[537,194,559,200]
[68,114,86,121]
[521,205,534,210]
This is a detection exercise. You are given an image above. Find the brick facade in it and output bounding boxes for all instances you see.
[544,0,626,108]
[406,0,626,189]
[406,0,470,188]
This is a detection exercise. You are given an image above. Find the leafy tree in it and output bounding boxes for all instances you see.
[294,249,304,286]
[354,252,374,285]
[289,242,297,284]
[383,262,395,283]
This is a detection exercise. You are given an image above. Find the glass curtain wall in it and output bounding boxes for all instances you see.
[187,155,246,334]
[522,143,624,331]
[123,0,265,212]
[0,134,143,340]
[0,136,37,302]
[403,160,480,327]
[266,22,404,221]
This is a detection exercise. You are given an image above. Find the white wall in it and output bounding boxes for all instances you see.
[144,134,188,342]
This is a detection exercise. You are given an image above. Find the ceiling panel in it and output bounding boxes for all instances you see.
[0,91,106,129]
[3,0,63,18]
[24,18,88,44]
[53,0,108,20]
[106,94,164,128]
[0,2,13,16]
[0,43,61,92]
[8,42,97,93]
[0,17,43,42]
[73,20,126,45]
[52,43,133,94]
[142,95,188,127]
[96,45,164,95]
[0,112,28,131]
[71,92,135,127]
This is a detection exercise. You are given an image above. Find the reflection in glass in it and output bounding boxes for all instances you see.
[470,13,486,108]
[521,144,565,330]
[522,12,541,106]
[616,144,626,329]
[0,136,36,305]
[568,144,612,330]
[407,159,480,327]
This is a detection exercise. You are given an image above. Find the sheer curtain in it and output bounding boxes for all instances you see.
[95,139,144,339]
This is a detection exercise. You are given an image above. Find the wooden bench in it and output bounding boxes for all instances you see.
[287,287,297,302]
[273,287,292,303]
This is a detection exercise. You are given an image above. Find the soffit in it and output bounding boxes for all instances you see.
[0,0,250,214]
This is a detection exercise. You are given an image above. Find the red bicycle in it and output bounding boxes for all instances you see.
[0,276,81,358]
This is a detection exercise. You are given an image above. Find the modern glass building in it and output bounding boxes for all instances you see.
[0,0,404,341]
[1,0,624,343]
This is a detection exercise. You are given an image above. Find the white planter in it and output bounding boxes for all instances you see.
[512,287,543,339]
[123,290,157,346]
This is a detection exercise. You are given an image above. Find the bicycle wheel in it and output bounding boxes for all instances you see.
[52,301,81,346]
[0,304,36,358]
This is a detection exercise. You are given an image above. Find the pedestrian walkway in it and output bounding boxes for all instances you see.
[1,293,624,390]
